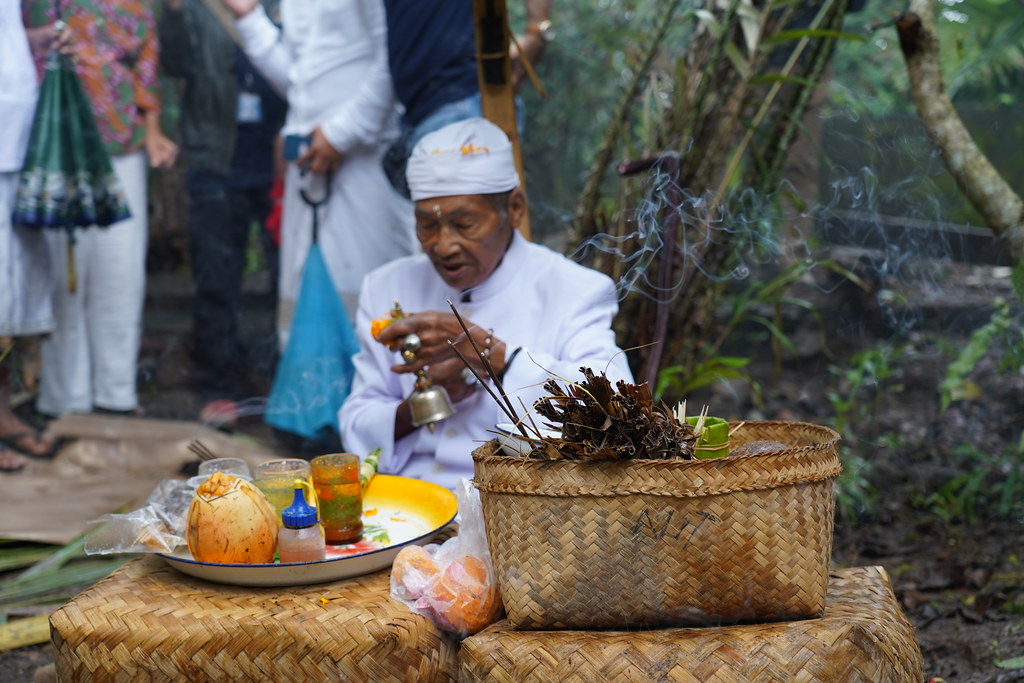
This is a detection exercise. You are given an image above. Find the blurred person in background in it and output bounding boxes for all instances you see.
[220,0,417,343]
[0,7,56,471]
[381,0,552,198]
[159,0,286,427]
[25,0,178,418]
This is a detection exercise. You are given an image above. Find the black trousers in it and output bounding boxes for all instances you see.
[187,171,277,403]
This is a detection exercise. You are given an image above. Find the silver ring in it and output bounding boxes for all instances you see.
[461,367,478,385]
[401,333,422,354]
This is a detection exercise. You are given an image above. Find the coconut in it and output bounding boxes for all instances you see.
[186,472,278,564]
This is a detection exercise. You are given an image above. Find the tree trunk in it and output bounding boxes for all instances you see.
[897,0,1024,262]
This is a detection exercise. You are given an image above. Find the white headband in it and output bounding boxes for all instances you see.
[406,118,521,201]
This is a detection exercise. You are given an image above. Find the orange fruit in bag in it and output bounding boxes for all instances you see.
[392,545,441,601]
[420,554,502,635]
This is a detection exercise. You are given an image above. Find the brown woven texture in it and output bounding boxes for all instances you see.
[50,555,458,682]
[460,566,923,683]
[472,421,841,630]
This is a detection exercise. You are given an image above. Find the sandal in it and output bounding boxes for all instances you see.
[0,444,26,472]
[0,429,58,459]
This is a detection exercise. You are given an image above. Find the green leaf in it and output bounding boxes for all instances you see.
[940,298,1011,411]
[995,655,1024,669]
[0,546,54,573]
[723,41,749,75]
[15,536,87,584]
[1012,263,1024,302]
[748,315,799,355]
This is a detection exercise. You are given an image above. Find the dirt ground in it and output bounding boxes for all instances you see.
[2,251,1023,682]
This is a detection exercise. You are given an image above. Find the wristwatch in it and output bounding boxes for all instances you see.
[526,19,555,43]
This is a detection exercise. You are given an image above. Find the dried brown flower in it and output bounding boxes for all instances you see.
[528,367,697,461]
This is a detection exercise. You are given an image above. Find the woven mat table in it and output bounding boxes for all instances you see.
[50,555,458,682]
[460,566,923,682]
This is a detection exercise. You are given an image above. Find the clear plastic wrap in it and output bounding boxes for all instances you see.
[83,478,198,554]
[390,478,502,638]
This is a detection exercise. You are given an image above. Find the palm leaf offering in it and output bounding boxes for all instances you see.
[0,536,132,651]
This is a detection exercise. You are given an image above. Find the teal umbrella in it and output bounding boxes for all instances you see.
[265,178,359,445]
[13,48,132,291]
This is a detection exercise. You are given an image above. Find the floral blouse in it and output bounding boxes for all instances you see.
[24,0,161,156]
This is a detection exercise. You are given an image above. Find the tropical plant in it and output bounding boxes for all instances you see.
[560,0,866,401]
[912,440,1024,523]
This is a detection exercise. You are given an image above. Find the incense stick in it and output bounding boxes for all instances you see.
[446,300,530,439]
[446,340,523,430]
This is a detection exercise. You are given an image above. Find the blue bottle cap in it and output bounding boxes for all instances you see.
[281,485,318,528]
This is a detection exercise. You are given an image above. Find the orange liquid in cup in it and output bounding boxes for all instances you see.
[311,454,363,545]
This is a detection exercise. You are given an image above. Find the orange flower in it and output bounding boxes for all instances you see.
[370,317,391,340]
[371,303,405,348]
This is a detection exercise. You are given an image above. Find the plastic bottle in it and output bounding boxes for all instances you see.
[278,484,326,563]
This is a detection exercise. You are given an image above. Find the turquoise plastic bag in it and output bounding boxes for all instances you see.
[264,242,358,442]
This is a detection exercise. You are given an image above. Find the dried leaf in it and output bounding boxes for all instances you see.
[527,368,696,461]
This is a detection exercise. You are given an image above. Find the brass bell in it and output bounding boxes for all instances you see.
[408,370,455,432]
[398,332,454,432]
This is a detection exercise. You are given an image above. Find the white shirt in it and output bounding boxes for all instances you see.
[339,231,634,490]
[0,5,38,172]
[234,0,416,337]
[235,0,397,153]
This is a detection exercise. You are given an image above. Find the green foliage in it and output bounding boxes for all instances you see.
[912,442,1024,523]
[655,356,752,402]
[937,296,1011,411]
[827,342,905,437]
[826,343,908,524]
[0,535,131,612]
[835,448,877,524]
[829,0,1024,116]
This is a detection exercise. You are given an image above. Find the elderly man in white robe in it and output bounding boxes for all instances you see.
[339,118,633,490]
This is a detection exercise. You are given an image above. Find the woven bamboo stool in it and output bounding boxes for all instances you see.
[460,566,923,682]
[50,555,459,682]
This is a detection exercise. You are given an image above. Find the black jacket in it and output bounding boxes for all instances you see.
[159,0,282,177]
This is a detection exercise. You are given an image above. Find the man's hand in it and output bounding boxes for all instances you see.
[296,126,343,176]
[219,0,258,19]
[24,22,73,58]
[509,33,546,92]
[143,110,179,169]
[376,311,506,405]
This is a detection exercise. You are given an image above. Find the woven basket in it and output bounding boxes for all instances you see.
[472,420,841,630]
[50,555,459,682]
[459,566,923,682]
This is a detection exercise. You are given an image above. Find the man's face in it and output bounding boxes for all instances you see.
[414,193,516,291]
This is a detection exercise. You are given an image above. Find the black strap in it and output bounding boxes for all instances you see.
[497,346,522,383]
[299,172,332,245]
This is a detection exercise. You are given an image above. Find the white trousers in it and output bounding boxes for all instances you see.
[38,151,148,414]
[0,171,53,338]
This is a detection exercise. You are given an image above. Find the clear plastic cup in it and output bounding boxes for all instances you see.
[197,457,252,480]
[253,458,316,524]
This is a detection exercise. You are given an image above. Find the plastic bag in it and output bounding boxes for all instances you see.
[83,478,197,554]
[390,478,503,638]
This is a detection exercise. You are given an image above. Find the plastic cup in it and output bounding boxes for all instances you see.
[310,453,363,545]
[253,459,316,525]
[197,457,252,480]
